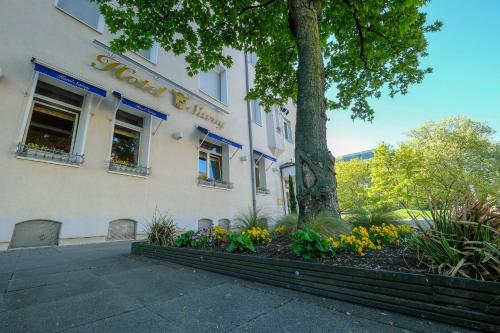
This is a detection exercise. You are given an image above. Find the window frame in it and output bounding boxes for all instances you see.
[198,66,228,106]
[23,98,81,155]
[54,0,105,33]
[198,140,224,182]
[136,42,160,64]
[111,111,144,167]
[16,75,93,167]
[251,100,262,126]
[284,118,293,142]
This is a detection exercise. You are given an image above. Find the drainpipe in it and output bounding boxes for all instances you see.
[244,52,257,212]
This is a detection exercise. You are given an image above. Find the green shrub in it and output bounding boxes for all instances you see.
[411,195,500,280]
[307,212,352,238]
[175,230,194,247]
[274,212,351,239]
[234,207,269,231]
[291,229,332,259]
[273,214,298,239]
[226,233,255,253]
[346,205,400,228]
[146,209,177,246]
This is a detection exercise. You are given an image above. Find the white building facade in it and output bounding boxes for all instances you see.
[0,0,297,250]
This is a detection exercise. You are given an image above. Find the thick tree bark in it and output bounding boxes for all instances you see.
[289,0,340,227]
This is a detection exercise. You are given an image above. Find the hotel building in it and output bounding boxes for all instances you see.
[0,0,297,249]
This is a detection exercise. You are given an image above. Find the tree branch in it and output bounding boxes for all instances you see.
[342,0,369,69]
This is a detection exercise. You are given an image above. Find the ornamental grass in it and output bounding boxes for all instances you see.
[411,194,500,280]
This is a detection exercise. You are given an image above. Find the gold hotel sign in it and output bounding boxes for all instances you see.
[91,54,224,129]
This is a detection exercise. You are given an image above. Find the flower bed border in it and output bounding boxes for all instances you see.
[131,242,500,332]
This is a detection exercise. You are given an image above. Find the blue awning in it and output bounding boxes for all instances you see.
[254,150,277,162]
[34,63,107,97]
[113,91,167,121]
[197,126,242,149]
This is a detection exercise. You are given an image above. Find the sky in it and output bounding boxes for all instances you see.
[326,0,500,156]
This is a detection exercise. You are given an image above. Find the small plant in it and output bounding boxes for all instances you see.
[243,227,272,244]
[226,233,255,253]
[291,229,332,259]
[273,214,298,239]
[347,205,400,228]
[411,194,500,280]
[145,209,177,247]
[234,207,269,231]
[306,211,352,238]
[175,230,195,247]
[213,225,229,241]
[274,212,351,240]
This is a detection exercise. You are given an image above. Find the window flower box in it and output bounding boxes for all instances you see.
[197,177,233,189]
[108,160,150,176]
[16,143,84,165]
[256,187,270,195]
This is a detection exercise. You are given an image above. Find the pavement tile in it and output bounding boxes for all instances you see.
[4,274,112,310]
[236,280,477,333]
[231,299,411,333]
[7,269,96,292]
[62,307,181,333]
[0,288,141,333]
[147,283,289,332]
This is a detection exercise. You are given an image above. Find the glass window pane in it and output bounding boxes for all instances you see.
[200,141,222,155]
[138,48,152,60]
[111,125,140,165]
[35,81,84,107]
[116,110,143,128]
[255,159,261,188]
[254,100,262,125]
[198,151,207,178]
[25,104,77,153]
[199,70,221,101]
[209,155,222,181]
[57,0,101,29]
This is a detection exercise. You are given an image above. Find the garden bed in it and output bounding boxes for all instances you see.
[131,242,500,332]
[251,238,422,273]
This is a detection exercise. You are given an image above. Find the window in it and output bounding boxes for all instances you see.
[284,119,293,141]
[251,100,262,125]
[199,67,228,104]
[109,110,151,176]
[197,140,232,189]
[254,157,269,194]
[137,43,159,64]
[55,0,104,32]
[198,141,223,181]
[18,80,86,165]
[248,53,258,67]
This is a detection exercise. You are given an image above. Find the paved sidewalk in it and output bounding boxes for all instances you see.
[0,242,475,332]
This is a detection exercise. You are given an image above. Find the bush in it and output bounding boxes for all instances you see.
[175,230,194,247]
[146,209,177,246]
[234,207,269,231]
[411,195,500,280]
[291,229,332,259]
[346,205,400,228]
[226,233,255,253]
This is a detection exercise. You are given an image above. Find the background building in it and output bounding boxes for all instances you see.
[0,0,296,249]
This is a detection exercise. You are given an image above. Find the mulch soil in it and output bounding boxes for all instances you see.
[203,237,428,274]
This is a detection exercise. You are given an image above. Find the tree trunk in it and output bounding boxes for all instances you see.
[289,0,340,227]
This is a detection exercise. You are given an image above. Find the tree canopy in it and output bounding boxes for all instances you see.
[96,0,440,119]
[336,117,499,213]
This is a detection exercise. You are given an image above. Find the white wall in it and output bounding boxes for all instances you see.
[0,0,296,246]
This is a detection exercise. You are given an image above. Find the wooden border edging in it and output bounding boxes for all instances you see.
[131,242,500,332]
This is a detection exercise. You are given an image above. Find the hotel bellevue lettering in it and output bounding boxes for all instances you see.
[91,54,224,129]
